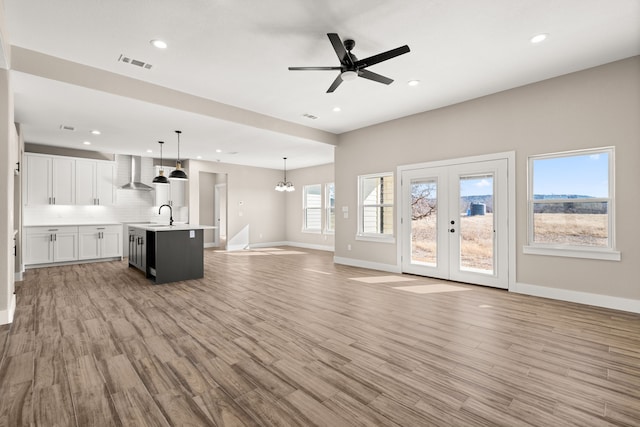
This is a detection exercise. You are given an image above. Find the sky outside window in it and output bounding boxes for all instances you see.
[533,153,609,198]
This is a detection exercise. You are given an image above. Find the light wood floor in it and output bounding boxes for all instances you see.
[1,247,639,426]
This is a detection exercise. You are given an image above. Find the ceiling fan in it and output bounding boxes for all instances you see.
[289,33,410,93]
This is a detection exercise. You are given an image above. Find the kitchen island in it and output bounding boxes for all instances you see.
[128,224,212,284]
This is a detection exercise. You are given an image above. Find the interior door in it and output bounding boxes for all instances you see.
[401,159,508,288]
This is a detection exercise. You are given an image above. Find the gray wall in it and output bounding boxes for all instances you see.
[334,56,640,301]
[188,160,286,250]
[286,163,335,250]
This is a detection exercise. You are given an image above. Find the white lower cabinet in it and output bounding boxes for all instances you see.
[25,226,78,264]
[25,224,122,266]
[78,225,122,260]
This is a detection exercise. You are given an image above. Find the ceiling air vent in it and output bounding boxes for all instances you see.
[59,125,75,131]
[302,113,318,120]
[118,54,153,70]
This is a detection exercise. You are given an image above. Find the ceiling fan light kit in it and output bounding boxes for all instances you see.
[288,33,410,93]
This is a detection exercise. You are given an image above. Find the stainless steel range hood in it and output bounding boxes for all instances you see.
[120,156,153,191]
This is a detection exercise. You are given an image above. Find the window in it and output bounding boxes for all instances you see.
[325,183,335,233]
[358,173,394,240]
[303,184,322,232]
[524,147,619,260]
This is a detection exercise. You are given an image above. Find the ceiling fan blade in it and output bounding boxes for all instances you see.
[358,69,393,85]
[288,66,342,71]
[327,73,343,93]
[354,45,410,68]
[327,33,353,66]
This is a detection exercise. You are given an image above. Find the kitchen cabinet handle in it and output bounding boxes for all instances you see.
[97,227,105,230]
[50,234,53,242]
[48,197,51,204]
[97,198,100,205]
[54,234,57,241]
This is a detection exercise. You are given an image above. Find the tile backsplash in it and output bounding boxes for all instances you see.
[23,155,188,225]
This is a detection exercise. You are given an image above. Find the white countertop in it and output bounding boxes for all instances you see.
[128,223,217,232]
[24,222,123,227]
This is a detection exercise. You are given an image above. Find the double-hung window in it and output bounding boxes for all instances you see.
[358,173,394,241]
[325,183,335,233]
[303,184,322,232]
[524,147,619,260]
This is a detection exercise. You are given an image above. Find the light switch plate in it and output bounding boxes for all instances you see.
[189,230,195,238]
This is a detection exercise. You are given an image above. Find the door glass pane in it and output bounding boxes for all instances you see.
[459,174,494,274]
[410,178,437,265]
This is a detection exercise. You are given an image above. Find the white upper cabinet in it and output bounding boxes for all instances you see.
[25,153,115,206]
[153,166,186,207]
[76,159,115,205]
[25,154,75,205]
[96,162,116,205]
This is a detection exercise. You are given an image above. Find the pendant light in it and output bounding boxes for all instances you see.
[275,157,295,192]
[152,141,169,184]
[169,130,188,180]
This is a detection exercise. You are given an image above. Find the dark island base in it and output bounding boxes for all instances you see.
[148,229,204,284]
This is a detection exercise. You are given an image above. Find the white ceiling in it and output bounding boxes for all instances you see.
[4,0,640,170]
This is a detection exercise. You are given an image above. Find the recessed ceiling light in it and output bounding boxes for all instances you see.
[146,149,153,153]
[408,80,420,86]
[150,39,168,49]
[215,149,222,153]
[197,156,202,159]
[333,107,341,112]
[530,33,548,44]
[90,130,101,135]
[83,141,91,145]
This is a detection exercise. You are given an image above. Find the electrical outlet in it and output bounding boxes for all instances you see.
[347,244,352,251]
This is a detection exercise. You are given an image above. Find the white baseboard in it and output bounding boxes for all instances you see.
[333,256,401,273]
[282,241,334,252]
[0,293,16,325]
[513,282,640,314]
[247,241,334,252]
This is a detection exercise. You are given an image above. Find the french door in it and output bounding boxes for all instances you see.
[401,159,509,288]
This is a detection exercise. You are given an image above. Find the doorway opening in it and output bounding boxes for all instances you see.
[199,172,227,249]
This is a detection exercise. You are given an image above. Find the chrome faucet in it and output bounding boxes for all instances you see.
[159,204,174,226]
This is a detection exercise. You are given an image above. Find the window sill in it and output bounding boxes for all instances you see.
[523,245,621,261]
[356,234,395,244]
[302,229,322,234]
